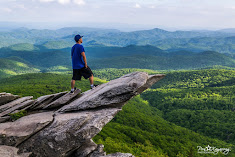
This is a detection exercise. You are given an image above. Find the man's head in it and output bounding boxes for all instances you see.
[74,34,83,43]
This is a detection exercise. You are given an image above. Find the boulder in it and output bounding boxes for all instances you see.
[0,93,20,106]
[0,112,54,146]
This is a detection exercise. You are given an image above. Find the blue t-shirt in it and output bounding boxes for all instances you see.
[71,44,85,69]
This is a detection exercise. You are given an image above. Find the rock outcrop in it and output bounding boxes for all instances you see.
[0,72,165,157]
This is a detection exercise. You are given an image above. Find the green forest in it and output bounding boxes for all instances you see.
[0,68,234,157]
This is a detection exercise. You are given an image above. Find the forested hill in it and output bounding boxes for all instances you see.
[0,44,234,74]
[0,58,40,79]
[142,69,235,145]
[0,68,234,156]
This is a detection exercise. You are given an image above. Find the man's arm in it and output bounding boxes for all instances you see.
[71,47,74,59]
[81,52,87,68]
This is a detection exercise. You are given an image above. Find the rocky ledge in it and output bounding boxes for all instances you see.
[0,72,165,157]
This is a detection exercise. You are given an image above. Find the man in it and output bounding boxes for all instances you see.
[70,34,98,94]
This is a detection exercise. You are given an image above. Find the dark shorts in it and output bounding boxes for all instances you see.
[72,66,93,81]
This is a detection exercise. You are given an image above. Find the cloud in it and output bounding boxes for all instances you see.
[13,4,26,9]
[58,0,70,4]
[39,0,85,5]
[1,7,13,13]
[134,3,141,8]
[73,0,85,5]
[39,0,55,2]
[230,6,235,9]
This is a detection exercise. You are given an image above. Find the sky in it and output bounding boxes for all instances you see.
[0,0,235,31]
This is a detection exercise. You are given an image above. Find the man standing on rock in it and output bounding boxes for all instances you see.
[70,34,98,94]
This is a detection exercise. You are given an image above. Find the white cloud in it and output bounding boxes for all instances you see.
[39,0,55,2]
[1,7,13,13]
[58,0,70,4]
[230,6,235,10]
[134,3,141,8]
[73,0,85,5]
[39,0,85,5]
[13,4,26,9]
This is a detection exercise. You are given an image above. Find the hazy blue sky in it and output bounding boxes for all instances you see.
[0,0,235,30]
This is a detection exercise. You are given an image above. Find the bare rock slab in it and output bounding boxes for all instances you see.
[87,144,135,157]
[0,100,34,117]
[103,152,135,157]
[43,89,81,110]
[57,72,165,113]
[72,139,97,157]
[0,112,54,146]
[18,108,121,157]
[0,97,33,113]
[30,92,67,110]
[0,145,31,157]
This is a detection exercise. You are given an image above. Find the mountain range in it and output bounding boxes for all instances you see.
[0,43,234,79]
[0,27,234,54]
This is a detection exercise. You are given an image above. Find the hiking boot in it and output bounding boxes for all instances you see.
[91,84,98,89]
[70,87,77,94]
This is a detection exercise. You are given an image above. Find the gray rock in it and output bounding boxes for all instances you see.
[0,96,33,113]
[88,144,135,157]
[102,152,135,157]
[0,112,54,146]
[0,145,31,157]
[88,144,106,157]
[0,100,34,117]
[58,72,165,113]
[136,74,165,94]
[43,89,81,110]
[72,139,97,157]
[30,92,67,110]
[0,116,10,123]
[0,93,20,106]
[18,108,121,157]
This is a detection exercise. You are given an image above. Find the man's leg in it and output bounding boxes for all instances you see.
[71,80,75,90]
[84,66,96,89]
[89,74,94,85]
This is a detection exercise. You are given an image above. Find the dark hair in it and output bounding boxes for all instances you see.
[75,38,79,42]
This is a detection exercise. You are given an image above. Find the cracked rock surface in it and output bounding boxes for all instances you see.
[0,72,165,157]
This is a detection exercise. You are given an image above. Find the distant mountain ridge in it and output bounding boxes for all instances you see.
[0,26,234,54]
[217,28,235,33]
[0,44,234,74]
